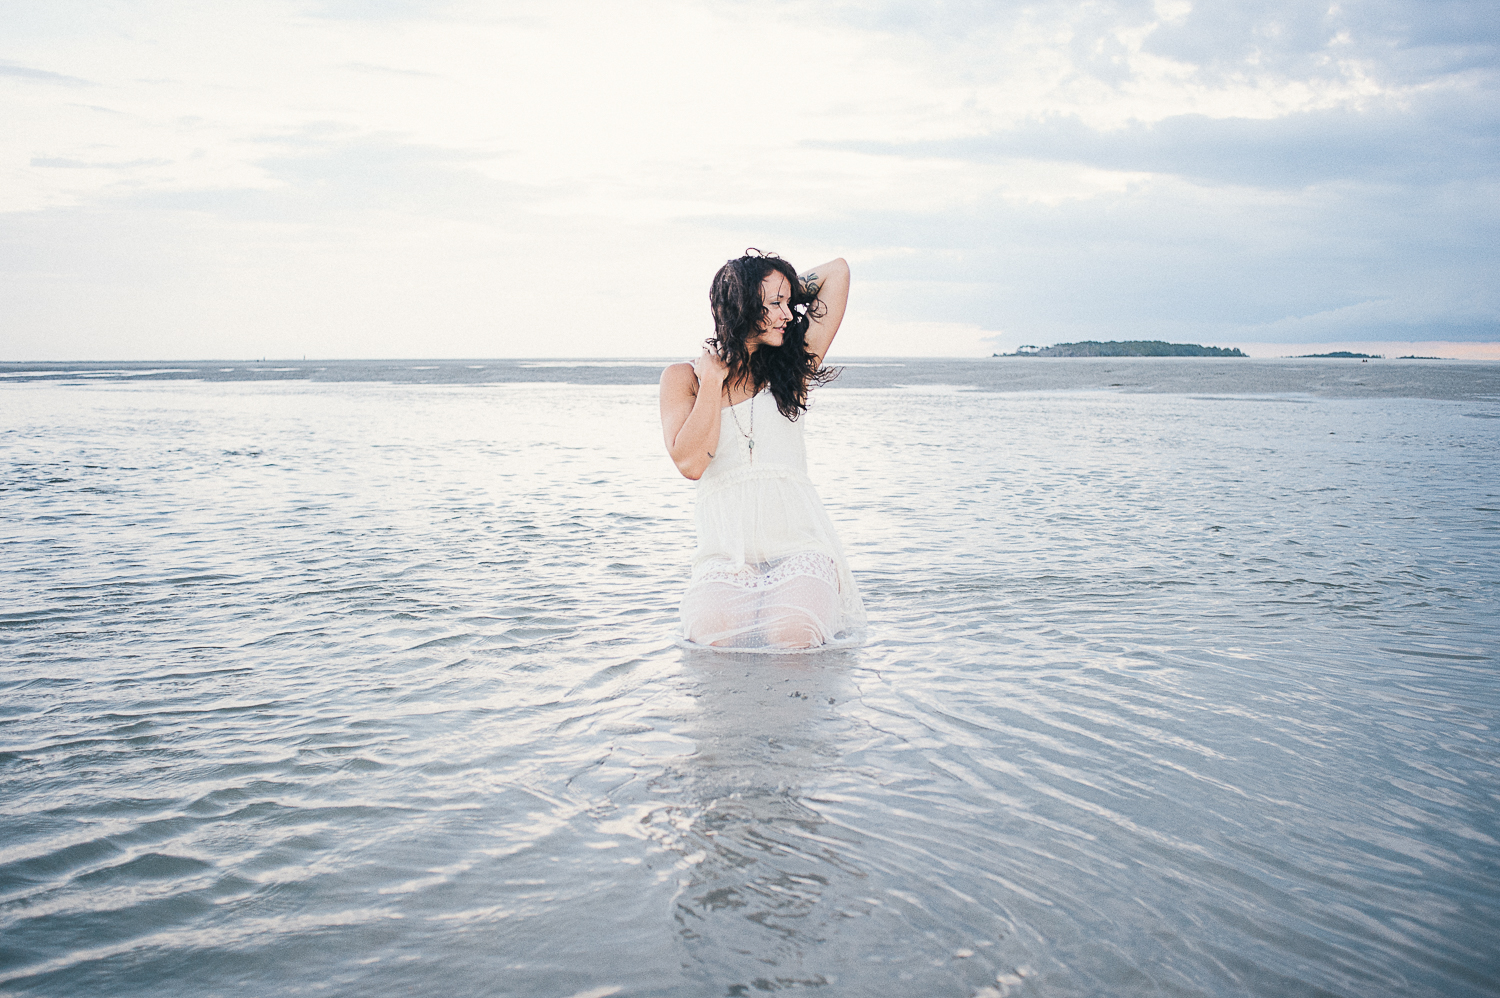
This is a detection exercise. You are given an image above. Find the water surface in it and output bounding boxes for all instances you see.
[2,360,1498,996]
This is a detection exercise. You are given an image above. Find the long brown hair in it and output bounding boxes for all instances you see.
[708,249,838,420]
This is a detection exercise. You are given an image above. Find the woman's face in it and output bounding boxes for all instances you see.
[749,270,792,350]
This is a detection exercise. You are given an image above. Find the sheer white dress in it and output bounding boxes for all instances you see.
[679,389,866,650]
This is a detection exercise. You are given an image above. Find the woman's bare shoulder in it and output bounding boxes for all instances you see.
[660,361,697,391]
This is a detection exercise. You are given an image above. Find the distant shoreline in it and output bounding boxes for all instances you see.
[2,357,1496,401]
[997,340,1246,358]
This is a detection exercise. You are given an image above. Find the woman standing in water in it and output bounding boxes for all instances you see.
[659,250,866,649]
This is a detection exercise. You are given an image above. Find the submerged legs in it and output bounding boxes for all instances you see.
[680,553,843,650]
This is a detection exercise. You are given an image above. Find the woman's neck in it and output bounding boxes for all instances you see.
[726,365,759,396]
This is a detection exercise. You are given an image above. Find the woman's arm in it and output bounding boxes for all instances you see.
[659,350,728,480]
[800,257,850,364]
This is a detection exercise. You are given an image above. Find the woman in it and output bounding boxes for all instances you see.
[659,249,866,650]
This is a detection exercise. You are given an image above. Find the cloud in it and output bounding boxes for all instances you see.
[31,156,172,169]
[297,0,464,21]
[819,89,1500,190]
[0,61,92,85]
[805,0,1500,84]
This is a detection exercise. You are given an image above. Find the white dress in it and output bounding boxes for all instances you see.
[680,389,866,650]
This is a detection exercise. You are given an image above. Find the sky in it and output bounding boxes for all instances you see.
[2,0,1497,360]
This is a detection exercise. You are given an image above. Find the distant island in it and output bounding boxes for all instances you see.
[1296,351,1381,359]
[997,340,1246,358]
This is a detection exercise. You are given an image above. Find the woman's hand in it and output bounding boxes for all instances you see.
[692,348,728,392]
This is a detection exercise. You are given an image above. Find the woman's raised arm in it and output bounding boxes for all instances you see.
[800,257,850,364]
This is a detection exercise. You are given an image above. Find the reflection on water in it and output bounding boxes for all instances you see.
[1,371,1498,997]
[667,652,863,994]
[647,651,1019,995]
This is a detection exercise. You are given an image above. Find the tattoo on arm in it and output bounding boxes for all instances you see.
[803,271,821,296]
[706,450,715,458]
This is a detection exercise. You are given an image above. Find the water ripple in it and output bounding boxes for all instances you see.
[1,378,1497,996]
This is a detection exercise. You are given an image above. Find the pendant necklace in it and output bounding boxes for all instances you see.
[728,386,756,462]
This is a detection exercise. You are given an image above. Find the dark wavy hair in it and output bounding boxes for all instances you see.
[708,249,838,421]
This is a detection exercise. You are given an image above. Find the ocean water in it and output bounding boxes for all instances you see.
[2,359,1498,997]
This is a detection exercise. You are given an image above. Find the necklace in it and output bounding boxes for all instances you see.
[727,388,756,461]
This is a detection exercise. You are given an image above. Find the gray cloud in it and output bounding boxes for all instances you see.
[819,89,1500,190]
[1157,0,1500,80]
[0,61,92,85]
[794,0,1499,86]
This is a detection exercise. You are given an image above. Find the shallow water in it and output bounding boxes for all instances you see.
[2,361,1498,997]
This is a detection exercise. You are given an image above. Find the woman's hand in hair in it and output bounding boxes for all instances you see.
[693,348,728,391]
